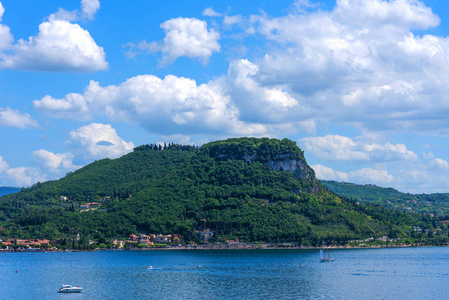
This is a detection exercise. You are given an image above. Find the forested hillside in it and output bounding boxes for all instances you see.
[321,180,449,217]
[0,138,444,248]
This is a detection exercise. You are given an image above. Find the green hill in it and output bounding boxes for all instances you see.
[321,180,449,217]
[0,138,443,248]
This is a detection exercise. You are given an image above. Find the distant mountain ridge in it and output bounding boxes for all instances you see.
[321,180,449,216]
[0,187,21,197]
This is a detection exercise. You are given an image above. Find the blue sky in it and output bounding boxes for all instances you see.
[1,0,449,193]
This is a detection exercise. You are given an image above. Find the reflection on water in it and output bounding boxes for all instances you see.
[1,248,449,299]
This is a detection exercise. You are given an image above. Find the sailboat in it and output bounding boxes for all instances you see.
[320,249,335,262]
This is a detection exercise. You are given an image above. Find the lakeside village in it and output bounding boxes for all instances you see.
[0,228,239,252]
[2,195,449,252]
[2,225,449,252]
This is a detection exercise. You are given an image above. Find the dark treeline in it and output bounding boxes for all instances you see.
[134,143,198,152]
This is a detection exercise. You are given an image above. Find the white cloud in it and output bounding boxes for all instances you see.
[6,167,44,187]
[313,161,449,193]
[159,17,220,65]
[362,142,418,161]
[124,40,160,59]
[300,135,369,161]
[0,2,13,50]
[203,7,221,17]
[33,71,272,135]
[333,0,439,30]
[224,15,243,26]
[34,92,92,120]
[312,164,348,181]
[349,168,394,184]
[0,2,4,21]
[430,158,449,170]
[68,123,135,160]
[300,135,417,162]
[218,59,300,124]
[313,163,393,186]
[0,17,107,71]
[32,150,79,174]
[0,155,9,173]
[81,0,100,20]
[242,0,449,135]
[423,151,434,160]
[0,107,39,129]
[52,0,100,21]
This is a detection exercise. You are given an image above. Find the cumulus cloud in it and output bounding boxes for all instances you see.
[430,158,449,170]
[6,167,44,186]
[224,15,243,26]
[242,0,449,135]
[0,107,39,129]
[124,40,160,59]
[32,54,313,138]
[0,2,13,50]
[300,135,417,162]
[203,7,221,17]
[312,154,449,193]
[159,17,220,65]
[0,123,131,186]
[81,0,100,20]
[218,59,300,124]
[312,164,348,181]
[0,17,107,71]
[67,123,135,160]
[52,0,100,21]
[126,17,220,65]
[115,0,449,138]
[313,163,394,185]
[32,150,80,173]
[0,155,9,173]
[349,168,394,184]
[33,60,305,137]
[333,0,439,30]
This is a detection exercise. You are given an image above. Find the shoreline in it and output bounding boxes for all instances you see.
[1,243,444,253]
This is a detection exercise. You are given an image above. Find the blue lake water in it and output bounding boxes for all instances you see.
[1,247,448,299]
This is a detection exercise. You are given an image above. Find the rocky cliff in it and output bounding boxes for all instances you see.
[203,137,321,194]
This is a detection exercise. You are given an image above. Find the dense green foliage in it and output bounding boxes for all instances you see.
[0,138,445,247]
[321,180,449,217]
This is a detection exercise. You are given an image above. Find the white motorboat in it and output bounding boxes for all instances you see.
[57,284,83,293]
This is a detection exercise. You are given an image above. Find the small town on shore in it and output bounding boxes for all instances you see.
[2,226,448,252]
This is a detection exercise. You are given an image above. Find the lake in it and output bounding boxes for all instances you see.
[1,247,448,299]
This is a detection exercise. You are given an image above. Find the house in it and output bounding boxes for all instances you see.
[138,234,153,245]
[155,234,170,243]
[195,229,214,243]
[128,234,139,242]
[111,239,126,248]
[60,196,68,201]
[171,234,181,243]
[80,202,102,209]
